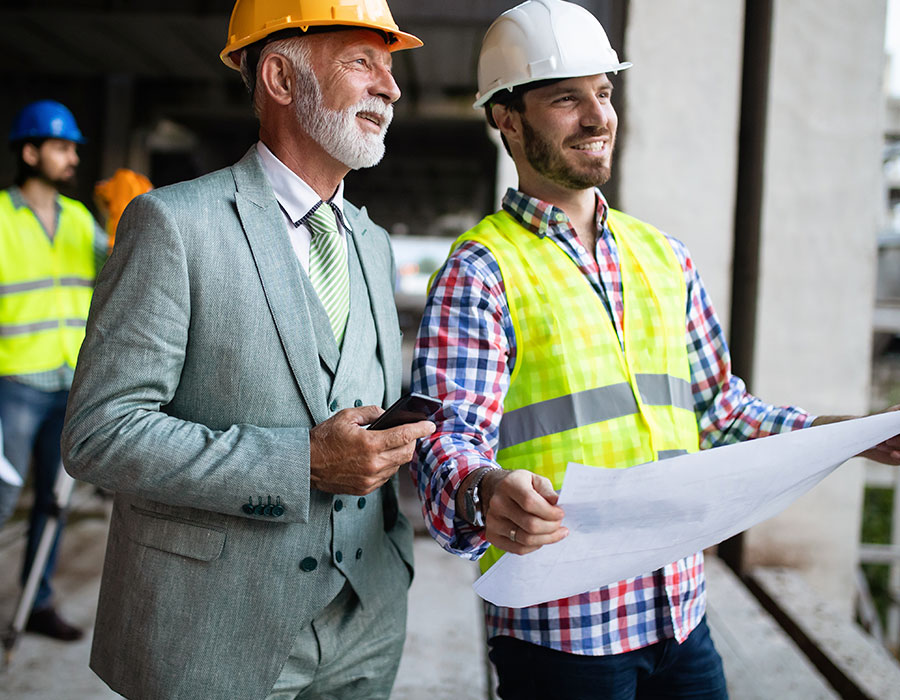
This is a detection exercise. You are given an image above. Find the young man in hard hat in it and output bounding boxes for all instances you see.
[410,1,900,698]
[0,99,107,642]
[62,1,432,698]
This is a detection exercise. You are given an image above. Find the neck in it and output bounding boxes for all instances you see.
[521,171,596,227]
[19,178,59,211]
[260,115,349,201]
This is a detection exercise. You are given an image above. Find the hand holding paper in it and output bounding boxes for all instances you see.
[480,469,568,555]
[473,411,900,608]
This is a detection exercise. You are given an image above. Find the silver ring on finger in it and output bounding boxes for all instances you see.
[509,527,517,543]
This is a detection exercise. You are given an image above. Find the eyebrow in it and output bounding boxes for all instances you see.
[347,44,393,70]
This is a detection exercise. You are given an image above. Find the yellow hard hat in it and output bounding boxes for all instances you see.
[220,0,423,70]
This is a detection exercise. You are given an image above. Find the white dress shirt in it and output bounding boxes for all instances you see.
[255,141,350,273]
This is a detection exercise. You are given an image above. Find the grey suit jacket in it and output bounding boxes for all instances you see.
[61,148,413,700]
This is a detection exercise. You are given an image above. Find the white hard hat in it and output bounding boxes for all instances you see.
[473,0,632,108]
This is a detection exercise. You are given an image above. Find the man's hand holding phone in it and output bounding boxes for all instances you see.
[309,393,440,495]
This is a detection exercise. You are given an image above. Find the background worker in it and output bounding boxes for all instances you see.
[0,99,107,641]
[93,168,153,248]
[410,1,900,698]
[61,1,432,698]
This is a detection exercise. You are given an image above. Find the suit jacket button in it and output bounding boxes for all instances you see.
[357,497,366,509]
[272,505,285,517]
[242,503,254,515]
[300,557,318,572]
[334,499,343,512]
[263,504,273,516]
[335,550,343,563]
[253,504,266,515]
[356,548,363,560]
[330,399,338,411]
[354,399,363,407]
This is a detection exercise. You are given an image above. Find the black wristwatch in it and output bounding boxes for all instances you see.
[461,467,499,527]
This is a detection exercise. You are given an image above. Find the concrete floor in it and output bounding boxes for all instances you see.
[0,487,489,700]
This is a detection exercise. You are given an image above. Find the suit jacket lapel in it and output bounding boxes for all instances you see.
[231,149,329,425]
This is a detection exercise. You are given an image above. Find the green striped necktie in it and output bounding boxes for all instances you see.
[306,201,350,345]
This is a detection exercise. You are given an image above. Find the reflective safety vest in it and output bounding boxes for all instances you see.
[0,189,96,376]
[452,209,701,573]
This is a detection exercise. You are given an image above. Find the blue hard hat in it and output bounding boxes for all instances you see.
[8,100,85,144]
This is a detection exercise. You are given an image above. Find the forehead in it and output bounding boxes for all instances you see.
[40,138,76,150]
[309,29,393,66]
[526,73,614,100]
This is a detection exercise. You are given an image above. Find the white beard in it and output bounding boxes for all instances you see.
[293,66,393,170]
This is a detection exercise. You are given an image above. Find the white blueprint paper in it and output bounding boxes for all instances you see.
[473,411,900,608]
[0,420,23,486]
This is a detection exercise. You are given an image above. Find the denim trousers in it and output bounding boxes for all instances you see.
[488,616,729,700]
[0,377,70,612]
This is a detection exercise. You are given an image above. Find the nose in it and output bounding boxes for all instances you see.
[372,65,401,104]
[581,95,612,130]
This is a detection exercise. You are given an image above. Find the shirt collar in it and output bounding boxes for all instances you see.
[256,141,351,232]
[500,187,609,238]
[7,185,62,215]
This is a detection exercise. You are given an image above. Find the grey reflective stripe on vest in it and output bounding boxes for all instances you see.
[0,318,85,337]
[635,373,693,410]
[498,373,694,451]
[58,277,93,288]
[0,277,92,296]
[0,279,55,296]
[657,449,688,460]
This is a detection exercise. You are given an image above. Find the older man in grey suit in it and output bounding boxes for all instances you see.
[60,2,431,699]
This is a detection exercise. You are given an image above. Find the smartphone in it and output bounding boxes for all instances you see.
[367,392,443,430]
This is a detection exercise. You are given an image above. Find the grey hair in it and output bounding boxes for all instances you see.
[239,36,314,118]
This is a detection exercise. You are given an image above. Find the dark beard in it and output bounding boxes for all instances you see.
[522,116,613,190]
[44,173,78,197]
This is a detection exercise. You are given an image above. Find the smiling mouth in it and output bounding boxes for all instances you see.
[357,112,384,128]
[571,141,607,153]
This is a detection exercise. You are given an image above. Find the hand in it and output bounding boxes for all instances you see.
[480,469,568,555]
[309,405,434,495]
[813,404,900,465]
[859,404,900,465]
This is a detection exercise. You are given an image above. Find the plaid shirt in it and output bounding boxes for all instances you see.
[410,187,813,655]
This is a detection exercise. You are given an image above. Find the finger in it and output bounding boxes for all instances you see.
[375,420,436,450]
[532,474,560,506]
[488,521,568,554]
[348,405,385,425]
[508,483,565,521]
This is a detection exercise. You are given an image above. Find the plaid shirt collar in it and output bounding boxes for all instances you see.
[500,187,609,238]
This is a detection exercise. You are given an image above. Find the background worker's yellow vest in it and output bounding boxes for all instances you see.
[453,209,701,573]
[0,190,96,376]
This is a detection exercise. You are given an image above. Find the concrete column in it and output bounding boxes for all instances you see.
[619,0,745,331]
[742,0,886,614]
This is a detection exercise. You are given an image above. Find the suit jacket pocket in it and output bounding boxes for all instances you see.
[127,505,226,562]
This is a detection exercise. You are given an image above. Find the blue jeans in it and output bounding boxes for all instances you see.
[488,616,728,700]
[0,377,70,612]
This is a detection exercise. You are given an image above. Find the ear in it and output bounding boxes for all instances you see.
[21,143,40,168]
[258,52,295,107]
[492,103,523,150]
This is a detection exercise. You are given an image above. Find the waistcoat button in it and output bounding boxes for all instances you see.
[300,557,317,572]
